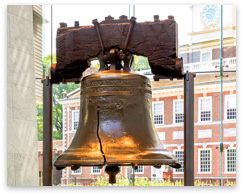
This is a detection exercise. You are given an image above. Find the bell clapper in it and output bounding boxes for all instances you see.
[71,165,80,171]
[105,166,120,184]
[132,164,138,170]
[153,164,162,169]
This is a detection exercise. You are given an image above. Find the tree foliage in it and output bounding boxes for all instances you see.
[43,54,57,77]
[52,82,80,133]
[132,55,150,71]
[37,54,79,141]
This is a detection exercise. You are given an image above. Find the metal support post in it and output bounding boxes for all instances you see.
[129,166,131,186]
[184,71,195,186]
[220,5,224,186]
[43,76,53,186]
[132,169,135,186]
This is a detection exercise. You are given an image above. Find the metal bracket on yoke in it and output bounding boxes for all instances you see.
[123,16,137,50]
[92,19,105,53]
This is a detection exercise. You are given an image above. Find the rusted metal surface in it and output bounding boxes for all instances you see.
[54,69,181,170]
[51,15,183,83]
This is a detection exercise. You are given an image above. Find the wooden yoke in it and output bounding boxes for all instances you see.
[51,15,183,84]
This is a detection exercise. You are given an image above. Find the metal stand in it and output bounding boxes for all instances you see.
[184,72,195,186]
[43,76,53,186]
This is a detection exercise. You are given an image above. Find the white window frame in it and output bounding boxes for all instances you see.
[198,148,212,174]
[71,167,82,174]
[132,166,144,174]
[200,50,212,62]
[225,147,236,174]
[173,99,184,124]
[173,149,184,174]
[72,110,80,131]
[91,166,102,174]
[152,101,164,126]
[224,94,236,121]
[198,97,212,123]
[118,166,122,174]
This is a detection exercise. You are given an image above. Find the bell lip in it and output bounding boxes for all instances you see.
[54,148,181,168]
[54,159,181,168]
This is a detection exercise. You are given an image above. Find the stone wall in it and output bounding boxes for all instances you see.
[7,5,39,186]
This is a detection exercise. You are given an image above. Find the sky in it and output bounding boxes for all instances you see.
[43,5,192,57]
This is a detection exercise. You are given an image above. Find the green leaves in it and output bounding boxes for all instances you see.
[43,54,57,77]
[133,55,150,71]
[37,54,80,141]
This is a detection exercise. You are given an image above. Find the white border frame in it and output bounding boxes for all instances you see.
[198,96,212,123]
[173,149,184,174]
[72,110,80,131]
[224,147,236,174]
[152,101,164,126]
[198,148,212,174]
[90,166,102,175]
[119,166,122,174]
[173,99,184,125]
[224,94,236,121]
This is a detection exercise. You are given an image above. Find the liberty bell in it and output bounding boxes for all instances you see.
[54,49,181,183]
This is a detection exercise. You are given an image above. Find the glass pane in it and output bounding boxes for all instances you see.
[201,98,211,111]
[42,4,236,187]
[227,96,236,109]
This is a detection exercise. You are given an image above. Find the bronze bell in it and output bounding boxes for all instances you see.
[54,69,181,183]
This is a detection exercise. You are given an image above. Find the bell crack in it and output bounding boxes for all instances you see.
[97,106,107,164]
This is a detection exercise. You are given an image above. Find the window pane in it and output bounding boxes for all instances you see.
[73,111,79,130]
[227,96,236,109]
[227,149,236,172]
[134,166,143,173]
[200,98,211,121]
[175,101,184,123]
[200,98,211,111]
[92,166,101,173]
[202,52,211,62]
[175,101,183,113]
[201,111,211,121]
[175,151,184,173]
[74,111,79,121]
[227,109,236,119]
[200,150,211,172]
[153,103,164,124]
[72,167,81,174]
[227,96,236,120]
